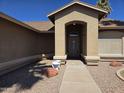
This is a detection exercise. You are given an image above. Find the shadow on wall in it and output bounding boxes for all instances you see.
[0,62,48,93]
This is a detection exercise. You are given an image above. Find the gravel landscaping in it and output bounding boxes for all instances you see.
[87,62,124,93]
[0,62,66,93]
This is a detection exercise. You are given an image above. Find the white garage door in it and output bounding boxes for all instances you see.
[99,31,123,55]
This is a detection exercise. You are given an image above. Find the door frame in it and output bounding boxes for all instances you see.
[65,23,83,59]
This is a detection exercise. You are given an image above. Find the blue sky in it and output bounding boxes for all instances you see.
[0,0,124,21]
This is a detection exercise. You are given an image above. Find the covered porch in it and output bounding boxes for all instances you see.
[48,1,107,65]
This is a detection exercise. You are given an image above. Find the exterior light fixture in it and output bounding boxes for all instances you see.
[73,22,76,25]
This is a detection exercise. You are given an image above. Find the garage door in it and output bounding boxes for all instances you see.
[99,31,123,55]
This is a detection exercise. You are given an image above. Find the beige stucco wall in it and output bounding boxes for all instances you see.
[38,34,55,57]
[54,5,99,60]
[81,25,87,55]
[0,17,54,64]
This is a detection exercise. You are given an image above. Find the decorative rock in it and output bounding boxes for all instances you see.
[46,68,58,78]
[116,68,124,81]
[110,61,123,67]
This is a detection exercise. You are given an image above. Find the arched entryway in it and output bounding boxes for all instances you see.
[65,21,87,59]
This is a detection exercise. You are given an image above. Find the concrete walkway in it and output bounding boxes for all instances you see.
[59,60,102,93]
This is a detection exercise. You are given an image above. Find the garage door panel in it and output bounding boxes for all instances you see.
[99,39,122,54]
[99,31,122,55]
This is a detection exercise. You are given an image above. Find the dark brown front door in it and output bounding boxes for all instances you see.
[68,34,80,58]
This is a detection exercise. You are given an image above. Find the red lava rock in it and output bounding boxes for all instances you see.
[45,68,58,78]
[110,61,123,67]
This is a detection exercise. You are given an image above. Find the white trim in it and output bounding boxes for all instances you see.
[84,56,100,61]
[48,1,108,17]
[53,55,67,60]
[99,54,124,57]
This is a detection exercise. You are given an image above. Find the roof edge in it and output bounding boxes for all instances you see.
[47,1,108,17]
[0,12,46,33]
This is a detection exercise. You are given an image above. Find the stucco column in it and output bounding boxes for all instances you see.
[53,21,67,60]
[122,37,124,56]
[84,22,100,65]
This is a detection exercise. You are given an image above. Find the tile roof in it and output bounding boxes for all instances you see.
[0,12,54,33]
[0,12,42,33]
[99,18,124,30]
[24,21,54,32]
